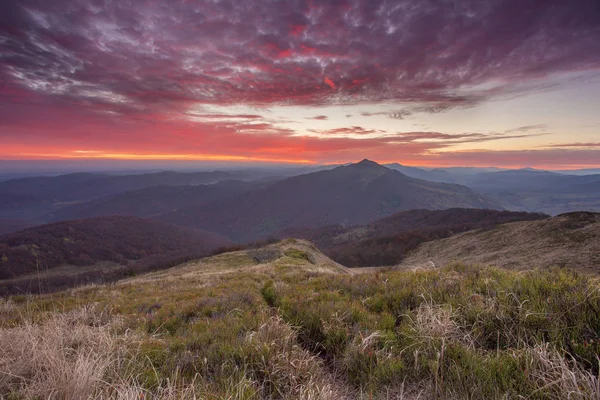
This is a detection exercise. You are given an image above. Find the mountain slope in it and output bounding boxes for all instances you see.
[0,170,262,225]
[278,208,547,267]
[384,164,508,184]
[383,167,600,215]
[463,170,600,214]
[385,163,459,183]
[133,238,350,287]
[0,171,250,203]
[466,169,600,191]
[159,160,501,242]
[401,212,600,271]
[48,180,261,221]
[0,216,230,283]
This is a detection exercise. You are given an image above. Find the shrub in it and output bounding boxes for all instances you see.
[248,248,282,264]
[284,249,316,264]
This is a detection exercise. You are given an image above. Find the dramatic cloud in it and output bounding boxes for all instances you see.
[1,0,599,167]
[2,0,599,114]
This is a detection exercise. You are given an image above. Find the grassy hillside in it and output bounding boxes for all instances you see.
[0,217,230,293]
[1,240,598,399]
[402,211,600,272]
[280,208,547,267]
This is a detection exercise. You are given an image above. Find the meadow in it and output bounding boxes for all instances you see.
[1,240,599,399]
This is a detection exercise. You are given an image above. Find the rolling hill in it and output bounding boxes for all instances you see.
[0,216,230,293]
[47,180,263,221]
[401,211,600,271]
[0,170,271,225]
[278,208,547,267]
[385,163,460,183]
[158,159,501,242]
[0,171,248,202]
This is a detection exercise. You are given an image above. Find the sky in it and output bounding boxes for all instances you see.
[1,0,600,169]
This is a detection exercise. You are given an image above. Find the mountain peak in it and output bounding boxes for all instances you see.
[354,159,384,168]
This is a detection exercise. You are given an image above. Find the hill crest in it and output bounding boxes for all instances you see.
[401,211,600,272]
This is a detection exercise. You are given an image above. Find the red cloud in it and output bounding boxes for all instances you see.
[2,0,599,113]
[324,77,336,90]
[1,0,599,169]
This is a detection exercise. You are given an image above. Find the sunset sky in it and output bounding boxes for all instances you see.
[1,0,599,169]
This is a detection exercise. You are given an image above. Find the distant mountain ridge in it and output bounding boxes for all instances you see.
[464,170,600,214]
[158,159,502,242]
[0,170,249,203]
[2,160,597,237]
[0,169,278,230]
[48,180,265,221]
[385,164,600,214]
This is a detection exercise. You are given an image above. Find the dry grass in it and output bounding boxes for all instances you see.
[410,301,468,345]
[401,212,600,272]
[0,305,122,399]
[245,316,347,400]
[2,241,600,399]
[525,343,600,400]
[405,301,474,398]
[0,305,263,400]
[0,298,15,323]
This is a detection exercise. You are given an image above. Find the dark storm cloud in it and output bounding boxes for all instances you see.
[1,0,599,117]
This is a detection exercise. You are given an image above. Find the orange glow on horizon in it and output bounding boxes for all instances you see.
[2,148,599,170]
[8,151,316,165]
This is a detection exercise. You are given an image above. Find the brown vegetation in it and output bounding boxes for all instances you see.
[0,216,230,294]
[402,211,600,272]
[280,208,547,267]
[1,240,599,399]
